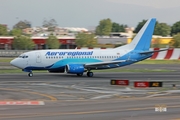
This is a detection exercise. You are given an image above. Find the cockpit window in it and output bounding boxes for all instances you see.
[18,54,28,58]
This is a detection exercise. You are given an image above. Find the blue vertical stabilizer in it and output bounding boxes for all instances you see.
[130,18,156,50]
[115,18,156,51]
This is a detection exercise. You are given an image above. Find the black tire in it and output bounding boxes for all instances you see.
[28,73,33,77]
[87,72,93,77]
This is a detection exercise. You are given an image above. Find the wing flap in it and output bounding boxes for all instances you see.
[84,60,126,67]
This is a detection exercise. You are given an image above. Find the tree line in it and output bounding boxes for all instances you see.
[77,18,180,48]
[94,18,180,48]
[95,18,180,36]
[1,18,180,49]
[133,19,180,48]
[0,19,60,50]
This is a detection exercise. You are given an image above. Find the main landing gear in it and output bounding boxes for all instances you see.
[76,71,94,77]
[87,71,93,77]
[28,72,33,77]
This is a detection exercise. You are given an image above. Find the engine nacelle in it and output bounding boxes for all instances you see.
[65,64,85,74]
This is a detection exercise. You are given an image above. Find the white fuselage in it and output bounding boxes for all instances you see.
[11,48,135,70]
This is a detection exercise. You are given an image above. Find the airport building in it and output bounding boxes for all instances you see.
[0,36,76,50]
[0,36,173,50]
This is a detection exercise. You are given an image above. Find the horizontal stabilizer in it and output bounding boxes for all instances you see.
[139,48,169,54]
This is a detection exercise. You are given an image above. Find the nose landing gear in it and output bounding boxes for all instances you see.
[23,69,33,77]
[28,72,33,77]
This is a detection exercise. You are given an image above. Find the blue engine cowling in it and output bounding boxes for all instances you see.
[65,64,85,74]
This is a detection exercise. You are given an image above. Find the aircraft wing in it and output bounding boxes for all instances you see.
[84,60,126,67]
[139,48,169,54]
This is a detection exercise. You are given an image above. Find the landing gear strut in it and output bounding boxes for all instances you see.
[28,72,33,77]
[87,71,93,77]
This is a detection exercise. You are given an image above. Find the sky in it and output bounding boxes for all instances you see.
[1,0,180,29]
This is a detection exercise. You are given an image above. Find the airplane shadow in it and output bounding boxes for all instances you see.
[45,73,125,79]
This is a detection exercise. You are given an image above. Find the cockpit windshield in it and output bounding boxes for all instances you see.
[18,54,28,58]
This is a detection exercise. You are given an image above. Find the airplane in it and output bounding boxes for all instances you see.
[10,18,168,77]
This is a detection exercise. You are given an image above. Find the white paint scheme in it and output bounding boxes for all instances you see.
[10,18,162,77]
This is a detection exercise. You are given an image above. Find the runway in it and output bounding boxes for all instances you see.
[0,64,180,120]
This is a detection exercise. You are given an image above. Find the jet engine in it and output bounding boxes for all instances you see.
[65,64,85,74]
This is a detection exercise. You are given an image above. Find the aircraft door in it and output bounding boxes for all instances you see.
[26,57,28,65]
[22,54,29,66]
[36,52,41,63]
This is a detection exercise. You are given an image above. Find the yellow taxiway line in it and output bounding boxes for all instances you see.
[0,88,57,101]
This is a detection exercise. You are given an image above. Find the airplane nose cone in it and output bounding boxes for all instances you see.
[10,58,20,68]
[10,59,15,66]
[10,58,26,69]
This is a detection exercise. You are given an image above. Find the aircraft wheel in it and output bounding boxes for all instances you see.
[87,72,93,77]
[28,72,33,77]
[77,73,83,76]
